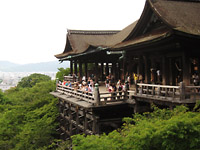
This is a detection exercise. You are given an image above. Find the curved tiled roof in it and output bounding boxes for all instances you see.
[55,0,200,59]
[109,0,200,50]
[55,21,138,59]
[55,30,120,59]
[149,0,200,35]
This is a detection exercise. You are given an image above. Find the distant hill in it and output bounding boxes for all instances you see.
[0,61,20,71]
[0,61,70,72]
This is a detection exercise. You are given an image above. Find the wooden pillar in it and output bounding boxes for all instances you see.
[76,106,80,134]
[138,56,143,76]
[118,62,121,80]
[169,58,173,85]
[94,83,100,106]
[74,60,77,76]
[85,63,88,79]
[92,115,99,134]
[112,62,117,81]
[115,62,118,80]
[79,62,82,82]
[180,82,186,100]
[144,56,151,83]
[69,104,72,136]
[70,60,73,75]
[92,113,97,134]
[83,109,88,134]
[150,58,156,84]
[101,63,104,81]
[182,52,190,85]
[123,59,127,81]
[169,58,176,85]
[95,62,99,83]
[162,56,169,85]
[106,63,109,76]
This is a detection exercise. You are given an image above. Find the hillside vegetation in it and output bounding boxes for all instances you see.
[0,71,200,150]
[71,105,200,150]
[0,73,59,150]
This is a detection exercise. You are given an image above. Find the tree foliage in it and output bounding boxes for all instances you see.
[71,105,200,150]
[17,73,51,88]
[1,72,200,149]
[0,74,59,150]
[0,89,11,105]
[56,67,70,81]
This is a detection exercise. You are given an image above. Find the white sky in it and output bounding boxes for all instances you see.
[0,0,146,64]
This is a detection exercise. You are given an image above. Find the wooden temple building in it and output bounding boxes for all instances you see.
[51,0,200,139]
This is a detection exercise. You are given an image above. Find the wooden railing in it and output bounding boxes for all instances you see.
[56,82,199,105]
[57,84,95,104]
[135,83,180,100]
[56,84,128,106]
[98,91,127,105]
[185,85,200,101]
[64,75,78,82]
[134,82,200,101]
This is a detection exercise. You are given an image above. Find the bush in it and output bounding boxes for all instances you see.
[17,73,51,88]
[71,105,200,150]
[0,74,59,149]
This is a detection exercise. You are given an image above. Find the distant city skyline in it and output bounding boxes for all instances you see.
[0,72,57,91]
[0,0,145,64]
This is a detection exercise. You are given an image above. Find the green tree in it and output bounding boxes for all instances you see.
[0,89,11,104]
[56,67,70,81]
[71,105,200,150]
[17,73,51,88]
[0,74,59,150]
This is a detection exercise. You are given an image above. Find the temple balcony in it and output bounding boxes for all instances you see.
[51,81,198,108]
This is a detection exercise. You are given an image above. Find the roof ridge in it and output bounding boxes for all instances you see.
[67,29,120,35]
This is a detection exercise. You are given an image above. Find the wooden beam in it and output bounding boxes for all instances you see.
[95,62,99,83]
[182,52,190,85]
[70,60,73,75]
[118,62,121,80]
[85,63,88,79]
[106,63,109,76]
[162,56,169,85]
[79,62,82,82]
[144,55,151,83]
[76,106,80,134]
[74,60,77,76]
[101,63,104,81]
[112,62,117,81]
[69,104,73,136]
[138,56,143,76]
[83,109,88,134]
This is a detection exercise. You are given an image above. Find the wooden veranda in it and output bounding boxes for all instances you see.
[51,82,198,138]
[52,0,200,139]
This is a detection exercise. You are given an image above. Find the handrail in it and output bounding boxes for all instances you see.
[56,82,199,105]
[185,85,200,88]
[135,83,181,101]
[135,82,200,101]
[57,84,95,104]
[56,84,127,106]
[137,83,179,89]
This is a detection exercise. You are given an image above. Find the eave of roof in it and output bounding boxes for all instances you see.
[55,30,120,59]
[109,28,172,50]
[149,0,200,35]
[55,0,200,60]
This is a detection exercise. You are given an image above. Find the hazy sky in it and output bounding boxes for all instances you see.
[0,0,146,64]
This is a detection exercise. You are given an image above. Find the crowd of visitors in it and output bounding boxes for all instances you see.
[60,72,141,95]
[59,72,145,96]
[105,74,128,96]
[61,76,94,94]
